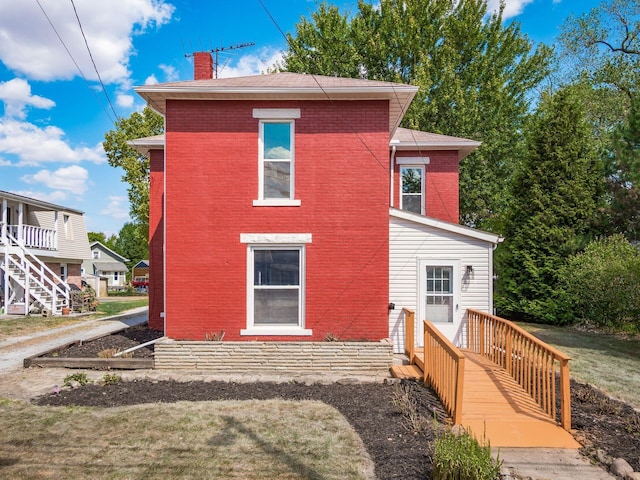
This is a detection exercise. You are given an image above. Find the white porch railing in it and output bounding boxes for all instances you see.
[0,223,57,250]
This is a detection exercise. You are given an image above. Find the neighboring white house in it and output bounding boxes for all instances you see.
[82,241,129,289]
[0,190,91,315]
[388,208,502,353]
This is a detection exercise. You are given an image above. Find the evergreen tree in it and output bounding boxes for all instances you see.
[496,87,605,323]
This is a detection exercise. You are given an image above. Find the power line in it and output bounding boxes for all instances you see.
[34,0,116,125]
[69,0,120,122]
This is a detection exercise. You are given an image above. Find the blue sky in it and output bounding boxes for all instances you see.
[0,0,601,235]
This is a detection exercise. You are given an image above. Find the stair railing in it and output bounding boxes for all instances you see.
[5,231,69,312]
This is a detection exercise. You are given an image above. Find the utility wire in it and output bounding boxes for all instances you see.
[69,0,120,122]
[35,0,116,125]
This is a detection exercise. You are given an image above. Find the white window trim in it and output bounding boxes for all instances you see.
[400,165,426,215]
[254,111,300,206]
[253,108,301,119]
[396,156,430,165]
[241,233,312,336]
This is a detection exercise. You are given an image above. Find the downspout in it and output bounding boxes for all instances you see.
[390,144,398,209]
[162,121,167,335]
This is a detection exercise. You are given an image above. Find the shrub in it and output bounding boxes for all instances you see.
[560,234,640,331]
[63,372,90,387]
[431,427,501,480]
[103,373,121,385]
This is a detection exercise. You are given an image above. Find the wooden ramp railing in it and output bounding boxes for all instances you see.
[467,309,572,430]
[423,319,466,425]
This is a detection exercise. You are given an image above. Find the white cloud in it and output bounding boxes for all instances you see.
[486,0,535,20]
[218,48,284,78]
[159,64,179,82]
[0,0,175,84]
[117,93,134,108]
[144,74,159,85]
[0,117,105,166]
[12,189,70,205]
[0,78,55,119]
[21,164,90,194]
[100,195,130,220]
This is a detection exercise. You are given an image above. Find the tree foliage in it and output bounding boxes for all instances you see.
[103,107,164,234]
[560,234,640,331]
[495,87,605,323]
[113,222,149,273]
[87,231,117,250]
[279,0,552,230]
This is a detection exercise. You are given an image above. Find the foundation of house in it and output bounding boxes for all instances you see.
[154,339,394,377]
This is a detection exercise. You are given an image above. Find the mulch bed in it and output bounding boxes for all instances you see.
[32,326,640,478]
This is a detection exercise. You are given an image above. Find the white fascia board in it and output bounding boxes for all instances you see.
[390,208,503,244]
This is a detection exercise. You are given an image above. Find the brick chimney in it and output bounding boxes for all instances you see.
[193,52,213,80]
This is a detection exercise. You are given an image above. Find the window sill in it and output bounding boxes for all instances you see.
[253,199,301,207]
[241,327,313,336]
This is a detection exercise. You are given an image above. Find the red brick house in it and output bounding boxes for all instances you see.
[130,53,501,354]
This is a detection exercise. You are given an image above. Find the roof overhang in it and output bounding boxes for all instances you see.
[128,134,165,155]
[135,74,418,135]
[390,208,503,244]
[391,128,481,161]
[0,189,84,214]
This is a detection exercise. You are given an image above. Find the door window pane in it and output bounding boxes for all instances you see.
[425,265,453,323]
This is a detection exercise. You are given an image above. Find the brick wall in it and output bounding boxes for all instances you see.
[154,338,393,377]
[163,99,390,341]
[66,262,82,288]
[395,151,459,223]
[148,149,164,331]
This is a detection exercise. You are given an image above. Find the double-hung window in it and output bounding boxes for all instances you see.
[400,166,424,214]
[240,233,312,336]
[253,109,301,206]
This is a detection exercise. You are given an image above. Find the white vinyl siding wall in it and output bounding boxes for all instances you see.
[389,215,495,353]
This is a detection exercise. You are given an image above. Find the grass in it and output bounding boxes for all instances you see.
[0,297,148,339]
[0,398,373,480]
[518,322,640,408]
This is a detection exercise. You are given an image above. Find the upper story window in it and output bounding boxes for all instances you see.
[253,109,301,207]
[400,166,425,215]
[92,250,100,259]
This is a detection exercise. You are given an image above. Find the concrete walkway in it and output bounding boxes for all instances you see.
[0,311,619,480]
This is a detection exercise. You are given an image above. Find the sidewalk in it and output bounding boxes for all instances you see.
[0,307,148,374]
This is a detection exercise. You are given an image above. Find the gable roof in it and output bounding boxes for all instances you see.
[390,208,502,244]
[135,72,418,134]
[93,261,128,273]
[133,260,149,268]
[391,127,481,160]
[90,241,129,263]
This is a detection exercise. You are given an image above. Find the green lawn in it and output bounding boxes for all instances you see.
[518,322,640,408]
[0,398,373,480]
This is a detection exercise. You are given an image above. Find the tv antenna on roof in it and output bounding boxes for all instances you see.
[185,42,256,78]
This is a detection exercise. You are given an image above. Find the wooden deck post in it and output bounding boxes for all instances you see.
[453,355,465,425]
[479,314,485,356]
[559,358,571,430]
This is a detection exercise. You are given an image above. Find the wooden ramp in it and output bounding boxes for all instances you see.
[392,350,580,449]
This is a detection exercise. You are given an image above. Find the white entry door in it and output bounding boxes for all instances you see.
[417,259,461,345]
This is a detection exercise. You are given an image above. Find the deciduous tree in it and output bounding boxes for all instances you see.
[280,0,553,230]
[103,107,164,235]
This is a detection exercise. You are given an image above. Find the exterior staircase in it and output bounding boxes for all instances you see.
[2,232,69,316]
